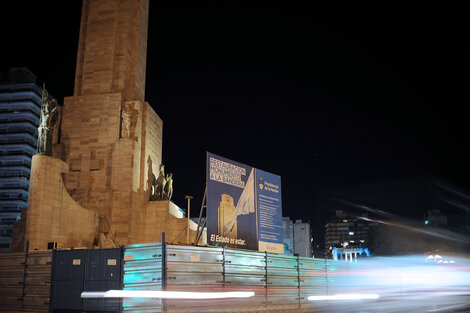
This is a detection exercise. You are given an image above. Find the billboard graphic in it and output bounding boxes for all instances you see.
[207,152,283,253]
[255,169,284,253]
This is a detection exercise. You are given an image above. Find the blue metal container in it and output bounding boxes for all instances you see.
[85,248,121,281]
[83,248,122,312]
[50,248,122,312]
[50,249,86,312]
[52,249,86,282]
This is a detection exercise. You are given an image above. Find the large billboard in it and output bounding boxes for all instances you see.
[206,152,284,253]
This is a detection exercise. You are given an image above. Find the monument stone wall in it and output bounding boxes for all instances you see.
[19,0,193,250]
[73,0,149,102]
[24,155,99,249]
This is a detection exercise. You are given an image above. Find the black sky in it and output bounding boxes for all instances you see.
[1,1,469,243]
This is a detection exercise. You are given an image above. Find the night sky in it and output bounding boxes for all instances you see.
[1,1,469,243]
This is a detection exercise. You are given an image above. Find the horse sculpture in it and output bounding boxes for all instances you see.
[150,164,174,201]
[153,164,166,200]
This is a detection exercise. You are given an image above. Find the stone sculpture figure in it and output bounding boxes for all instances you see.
[150,173,157,199]
[149,164,174,201]
[153,164,166,200]
[121,103,132,139]
[164,173,173,200]
[37,85,59,155]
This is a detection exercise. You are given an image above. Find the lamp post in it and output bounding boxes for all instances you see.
[185,195,193,243]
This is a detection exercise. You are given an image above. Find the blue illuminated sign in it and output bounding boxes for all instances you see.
[255,169,283,253]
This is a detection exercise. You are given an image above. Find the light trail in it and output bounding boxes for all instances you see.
[427,303,468,312]
[329,196,470,244]
[81,290,255,299]
[308,254,470,312]
[309,293,380,301]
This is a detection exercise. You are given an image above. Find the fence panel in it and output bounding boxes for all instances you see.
[123,242,163,312]
[0,251,53,312]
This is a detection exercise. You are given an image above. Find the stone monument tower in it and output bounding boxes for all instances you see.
[18,0,199,251]
[59,0,161,247]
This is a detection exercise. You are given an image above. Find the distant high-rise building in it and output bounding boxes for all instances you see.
[293,219,312,257]
[424,209,447,226]
[0,68,42,252]
[325,210,375,257]
[282,217,294,255]
[282,217,313,257]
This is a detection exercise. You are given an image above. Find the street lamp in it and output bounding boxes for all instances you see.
[185,195,193,243]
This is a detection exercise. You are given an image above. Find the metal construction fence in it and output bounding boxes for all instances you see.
[0,250,51,312]
[0,241,357,312]
[122,242,357,312]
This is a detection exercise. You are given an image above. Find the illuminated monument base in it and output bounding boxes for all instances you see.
[15,155,202,251]
[10,0,206,251]
[24,155,98,249]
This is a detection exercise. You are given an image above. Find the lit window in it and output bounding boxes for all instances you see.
[349,231,354,235]
[343,219,348,223]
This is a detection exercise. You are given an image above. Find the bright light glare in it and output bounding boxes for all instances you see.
[308,293,380,301]
[81,290,255,299]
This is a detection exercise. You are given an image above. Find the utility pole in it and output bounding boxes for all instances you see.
[185,195,193,243]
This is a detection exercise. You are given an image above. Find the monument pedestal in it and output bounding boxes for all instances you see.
[24,155,99,250]
[144,200,204,244]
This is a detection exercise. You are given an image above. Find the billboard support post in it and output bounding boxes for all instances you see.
[185,195,193,243]
[194,185,207,244]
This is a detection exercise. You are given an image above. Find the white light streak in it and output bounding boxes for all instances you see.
[427,303,467,312]
[308,293,380,301]
[81,290,255,300]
